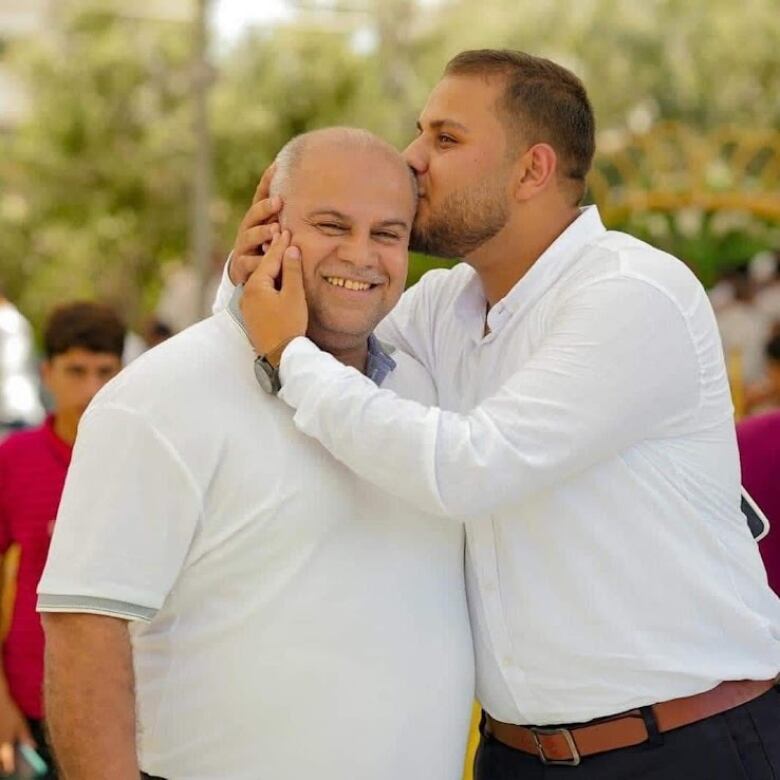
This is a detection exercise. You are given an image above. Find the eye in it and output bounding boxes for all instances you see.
[317,222,347,233]
[438,134,456,146]
[373,230,401,242]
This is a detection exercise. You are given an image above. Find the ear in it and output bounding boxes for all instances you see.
[511,143,558,202]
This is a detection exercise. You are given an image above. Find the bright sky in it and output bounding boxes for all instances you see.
[213,0,294,40]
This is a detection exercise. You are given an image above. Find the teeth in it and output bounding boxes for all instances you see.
[325,276,371,291]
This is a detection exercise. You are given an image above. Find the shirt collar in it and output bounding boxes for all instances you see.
[365,335,396,386]
[454,205,607,339]
[227,285,396,387]
[43,414,73,466]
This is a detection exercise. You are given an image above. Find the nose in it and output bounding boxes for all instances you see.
[83,372,109,403]
[402,135,428,176]
[336,231,377,270]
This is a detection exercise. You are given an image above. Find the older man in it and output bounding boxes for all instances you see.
[37,128,473,780]
[225,50,780,779]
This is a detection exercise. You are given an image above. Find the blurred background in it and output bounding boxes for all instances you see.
[0,0,778,416]
[0,2,777,775]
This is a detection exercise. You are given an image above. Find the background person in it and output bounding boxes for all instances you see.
[744,331,780,415]
[0,301,124,777]
[738,410,780,595]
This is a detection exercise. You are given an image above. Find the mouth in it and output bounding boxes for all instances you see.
[323,275,380,292]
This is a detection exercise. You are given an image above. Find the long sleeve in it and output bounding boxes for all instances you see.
[211,255,236,315]
[279,276,703,519]
[373,268,452,374]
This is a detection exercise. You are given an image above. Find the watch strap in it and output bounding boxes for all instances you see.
[262,336,297,369]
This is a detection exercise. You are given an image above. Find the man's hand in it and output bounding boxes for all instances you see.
[0,691,35,774]
[240,230,308,360]
[229,163,283,286]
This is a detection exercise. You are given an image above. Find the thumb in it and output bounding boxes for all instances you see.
[0,741,14,773]
[250,230,289,291]
[280,246,304,297]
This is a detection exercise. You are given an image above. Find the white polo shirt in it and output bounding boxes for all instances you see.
[37,307,474,779]
[240,206,780,726]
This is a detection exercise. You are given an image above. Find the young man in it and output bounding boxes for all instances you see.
[0,302,124,776]
[37,129,474,780]
[227,51,780,779]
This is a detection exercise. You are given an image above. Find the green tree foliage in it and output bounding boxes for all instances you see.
[0,9,193,327]
[425,0,780,131]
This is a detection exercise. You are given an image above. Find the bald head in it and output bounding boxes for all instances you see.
[270,127,417,204]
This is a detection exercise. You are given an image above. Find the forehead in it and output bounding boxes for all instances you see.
[419,74,507,133]
[52,348,120,365]
[288,146,415,222]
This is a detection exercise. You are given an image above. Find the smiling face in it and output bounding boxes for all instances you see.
[404,74,515,258]
[280,143,415,353]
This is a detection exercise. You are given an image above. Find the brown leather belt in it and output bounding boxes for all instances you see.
[484,678,776,766]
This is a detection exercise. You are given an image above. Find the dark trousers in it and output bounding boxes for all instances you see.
[475,687,780,779]
[26,718,56,779]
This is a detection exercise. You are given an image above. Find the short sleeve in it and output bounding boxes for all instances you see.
[37,404,202,622]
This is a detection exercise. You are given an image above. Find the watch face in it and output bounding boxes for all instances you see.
[254,357,278,394]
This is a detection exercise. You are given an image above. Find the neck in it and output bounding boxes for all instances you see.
[466,203,580,306]
[329,343,369,373]
[53,411,80,446]
[310,331,370,373]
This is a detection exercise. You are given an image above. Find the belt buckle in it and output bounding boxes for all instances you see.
[531,726,581,766]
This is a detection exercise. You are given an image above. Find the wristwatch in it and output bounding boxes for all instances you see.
[253,338,293,394]
[254,354,281,394]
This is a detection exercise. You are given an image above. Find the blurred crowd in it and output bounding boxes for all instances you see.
[709,251,780,418]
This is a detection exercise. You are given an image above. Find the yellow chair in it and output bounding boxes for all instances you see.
[461,702,481,780]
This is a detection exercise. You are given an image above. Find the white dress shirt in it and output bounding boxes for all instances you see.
[38,308,474,779]
[266,206,780,725]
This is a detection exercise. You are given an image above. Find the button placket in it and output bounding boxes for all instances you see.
[467,518,527,706]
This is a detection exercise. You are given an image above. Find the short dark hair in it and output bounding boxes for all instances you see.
[444,49,595,203]
[43,301,126,359]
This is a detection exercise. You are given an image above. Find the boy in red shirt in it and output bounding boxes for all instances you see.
[0,302,124,776]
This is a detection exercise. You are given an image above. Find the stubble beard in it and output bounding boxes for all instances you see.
[305,294,381,354]
[410,177,510,259]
